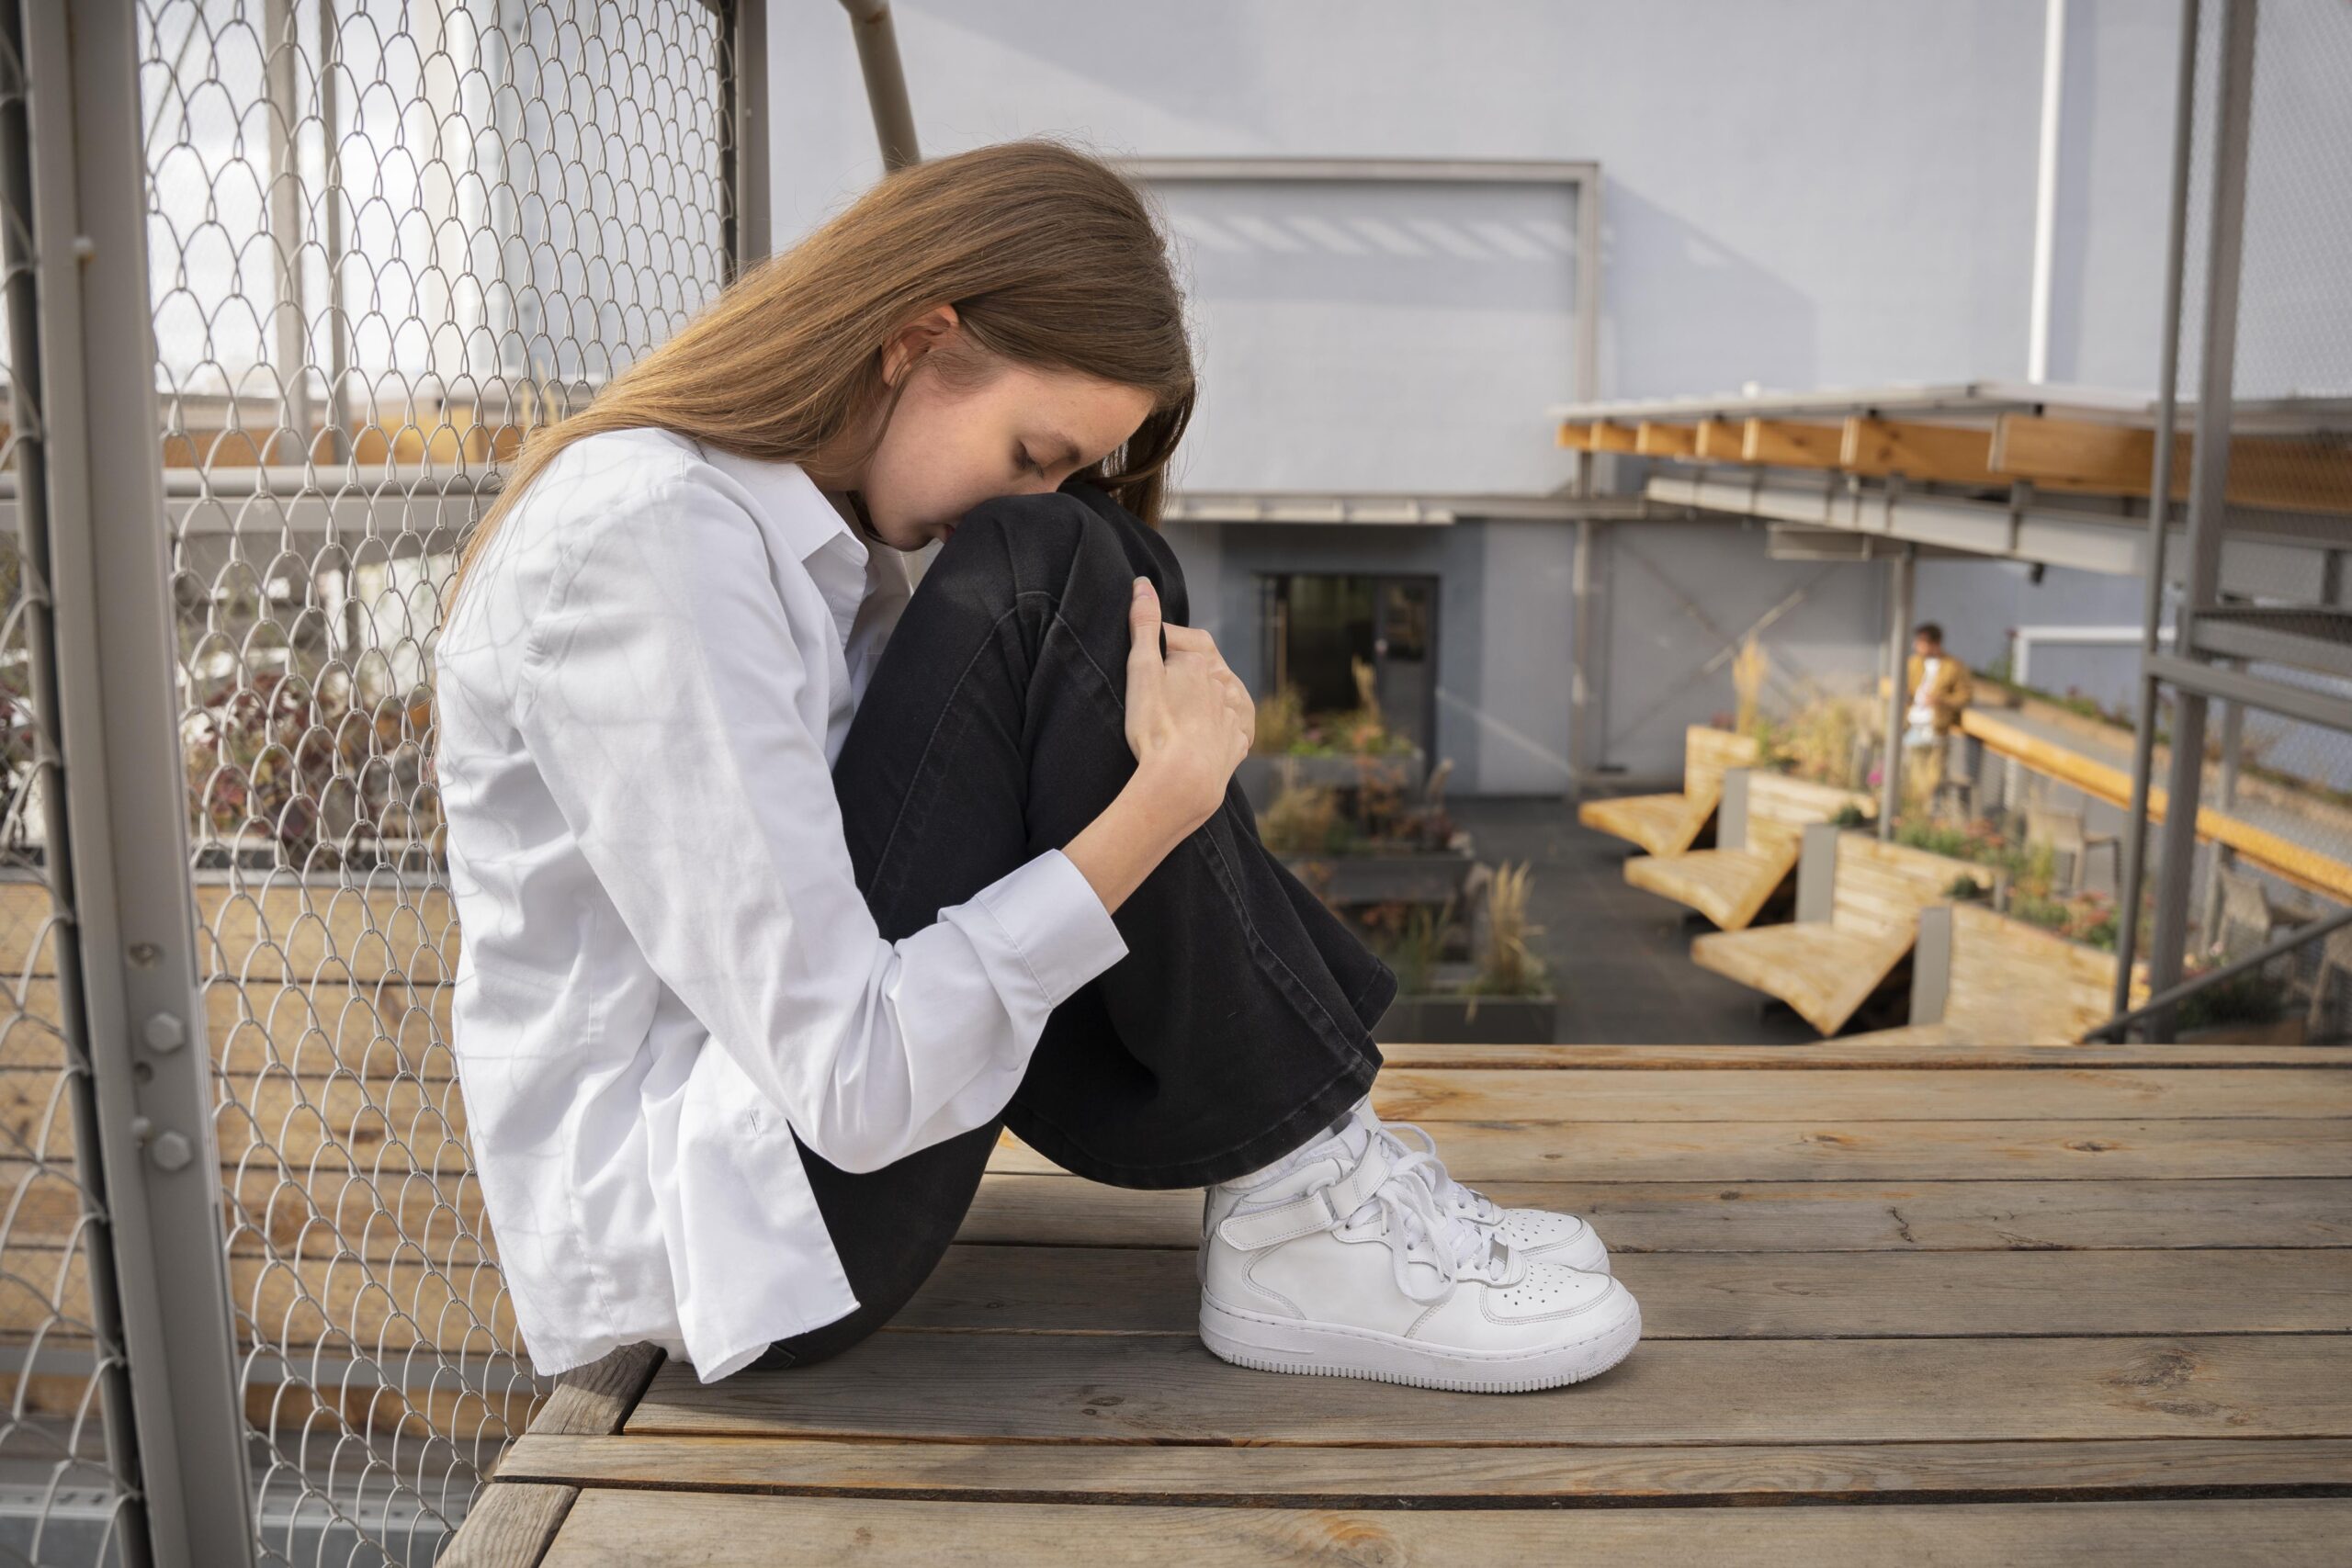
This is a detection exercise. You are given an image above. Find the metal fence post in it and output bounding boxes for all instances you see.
[2145,0,2258,1037]
[25,3,258,1562]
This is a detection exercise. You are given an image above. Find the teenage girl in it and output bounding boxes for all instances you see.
[434,141,1640,1393]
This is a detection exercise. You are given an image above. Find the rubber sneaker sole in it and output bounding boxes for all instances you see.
[1198,1287,1642,1393]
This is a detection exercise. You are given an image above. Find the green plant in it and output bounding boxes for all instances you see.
[1944,874,1991,901]
[2174,964,2288,1032]
[1257,775,1351,855]
[1361,897,1454,996]
[1464,861,1550,1002]
[1252,681,1307,755]
[1830,803,1870,829]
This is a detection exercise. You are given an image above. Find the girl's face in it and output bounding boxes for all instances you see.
[843,307,1159,553]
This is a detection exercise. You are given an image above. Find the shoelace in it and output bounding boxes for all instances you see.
[1338,1158,1514,1305]
[1366,1116,1504,1226]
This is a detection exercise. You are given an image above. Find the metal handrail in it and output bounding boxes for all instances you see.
[2080,900,2352,1042]
[838,0,920,171]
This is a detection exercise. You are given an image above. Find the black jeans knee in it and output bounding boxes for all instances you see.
[754,480,1392,1371]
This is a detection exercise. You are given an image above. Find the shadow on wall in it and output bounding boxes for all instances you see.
[1599,179,1817,399]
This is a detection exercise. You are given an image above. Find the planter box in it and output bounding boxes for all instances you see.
[1238,749,1425,813]
[1375,993,1557,1045]
[2177,1015,2309,1046]
[1277,849,1476,907]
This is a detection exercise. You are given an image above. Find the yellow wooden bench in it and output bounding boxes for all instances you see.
[1577,726,1761,856]
[1691,830,1996,1035]
[1843,901,2147,1048]
[1625,771,1875,931]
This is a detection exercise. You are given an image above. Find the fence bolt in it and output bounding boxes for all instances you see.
[142,1012,187,1053]
[148,1131,194,1173]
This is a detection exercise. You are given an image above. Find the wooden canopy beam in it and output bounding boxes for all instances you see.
[1743,421,1845,468]
[1992,415,2352,515]
[1634,422,1700,457]
[1840,418,1997,484]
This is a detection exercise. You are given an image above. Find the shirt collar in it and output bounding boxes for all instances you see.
[696,445,925,644]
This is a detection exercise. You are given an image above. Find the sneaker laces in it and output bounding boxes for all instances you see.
[1363,1114,1503,1226]
[1338,1156,1515,1305]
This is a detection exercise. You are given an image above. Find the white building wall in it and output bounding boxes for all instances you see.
[762,1,2267,790]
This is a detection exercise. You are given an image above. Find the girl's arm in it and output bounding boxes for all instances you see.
[511,460,1159,1173]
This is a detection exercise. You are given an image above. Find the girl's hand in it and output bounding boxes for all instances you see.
[1123,575,1253,832]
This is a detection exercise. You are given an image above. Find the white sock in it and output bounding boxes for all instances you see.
[1217,1094,1375,1196]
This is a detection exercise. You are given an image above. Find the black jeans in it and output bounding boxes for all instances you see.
[754,481,1394,1371]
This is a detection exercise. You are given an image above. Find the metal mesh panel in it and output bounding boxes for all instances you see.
[0,5,146,1562]
[2134,0,2352,1039]
[130,1,734,1560]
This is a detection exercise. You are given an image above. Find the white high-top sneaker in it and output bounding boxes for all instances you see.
[1340,1097,1611,1276]
[1198,1116,1641,1393]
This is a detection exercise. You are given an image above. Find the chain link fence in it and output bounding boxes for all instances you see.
[0,0,747,1562]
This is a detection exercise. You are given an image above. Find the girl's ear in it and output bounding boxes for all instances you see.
[880,303,963,386]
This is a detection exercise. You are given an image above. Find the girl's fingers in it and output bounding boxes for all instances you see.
[1127,577,1165,698]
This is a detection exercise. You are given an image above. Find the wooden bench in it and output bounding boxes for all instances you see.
[1690,829,1994,1035]
[1624,770,1875,931]
[1577,726,1760,856]
[1844,901,2146,1047]
[446,1041,2352,1565]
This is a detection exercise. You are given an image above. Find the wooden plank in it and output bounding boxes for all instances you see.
[505,1433,2352,1506]
[1577,792,1710,856]
[1371,1066,2352,1122]
[1744,419,1845,468]
[445,1346,664,1568]
[1840,416,1997,482]
[956,1173,2352,1252]
[1695,416,1749,460]
[1634,420,1700,457]
[530,1344,665,1438]
[1991,414,2352,516]
[1370,1043,2352,1068]
[1555,420,1594,450]
[1690,921,1909,1034]
[1961,708,2352,904]
[1589,420,1640,453]
[879,1245,2350,1338]
[544,1495,2352,1568]
[1625,843,1794,931]
[442,1484,575,1568]
[989,1119,2352,1182]
[628,1332,2352,1442]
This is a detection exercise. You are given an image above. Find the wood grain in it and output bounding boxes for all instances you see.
[544,1495,2352,1568]
[1368,1066,2352,1122]
[878,1244,2349,1338]
[503,1433,2352,1506]
[954,1173,2352,1252]
[627,1331,2352,1443]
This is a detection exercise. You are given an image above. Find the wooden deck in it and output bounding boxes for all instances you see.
[453,1040,2352,1566]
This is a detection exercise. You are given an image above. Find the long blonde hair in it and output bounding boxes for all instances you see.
[447,140,1194,611]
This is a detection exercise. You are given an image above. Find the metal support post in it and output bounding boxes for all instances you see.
[1569,518,1598,792]
[2111,0,2203,1021]
[1878,544,1916,838]
[28,5,258,1562]
[2199,679,2245,947]
[0,0,152,1557]
[2146,0,2257,1039]
[731,0,772,268]
[839,0,920,171]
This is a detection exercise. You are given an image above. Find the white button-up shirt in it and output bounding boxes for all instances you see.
[434,427,1132,1383]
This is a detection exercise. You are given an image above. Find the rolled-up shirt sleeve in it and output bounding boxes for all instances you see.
[511,466,1130,1173]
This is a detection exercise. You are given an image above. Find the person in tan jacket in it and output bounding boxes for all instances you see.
[1903,622,1973,794]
